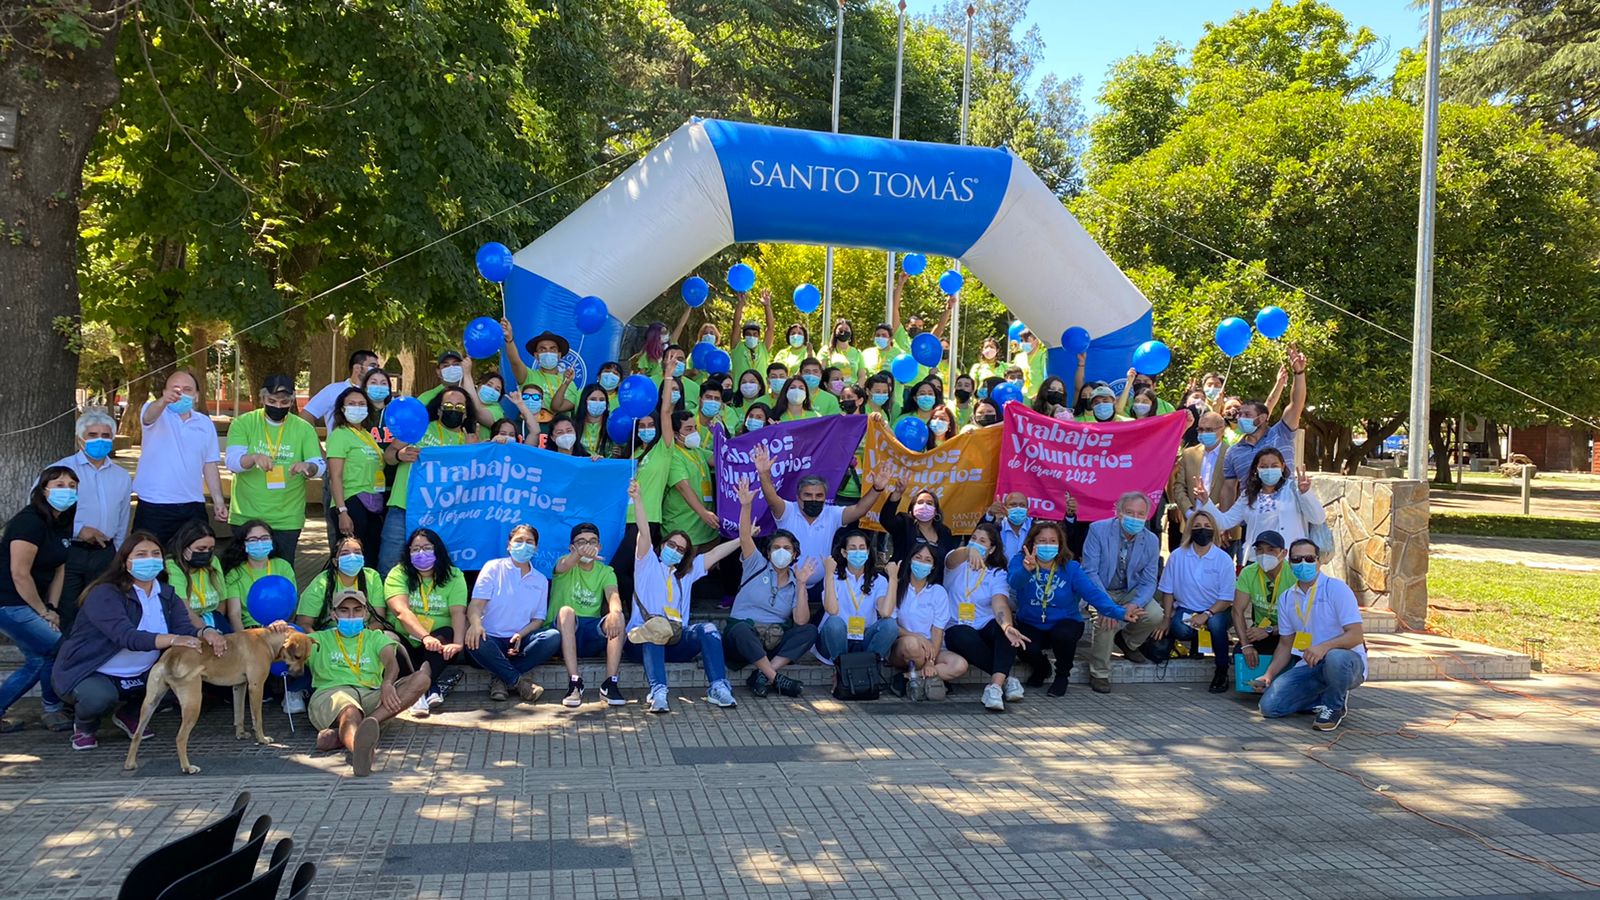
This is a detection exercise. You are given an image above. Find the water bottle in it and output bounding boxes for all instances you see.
[907,662,922,702]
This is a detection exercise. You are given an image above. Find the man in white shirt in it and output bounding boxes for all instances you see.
[54,408,132,633]
[751,445,887,607]
[303,349,380,431]
[1252,538,1367,731]
[130,370,227,546]
[464,526,559,702]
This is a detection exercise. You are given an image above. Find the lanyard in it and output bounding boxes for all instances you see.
[349,426,387,488]
[189,568,211,610]
[676,445,711,495]
[842,572,866,616]
[662,565,679,614]
[1293,578,1320,626]
[1032,564,1057,621]
[333,631,366,678]
[416,579,433,614]
[261,415,286,460]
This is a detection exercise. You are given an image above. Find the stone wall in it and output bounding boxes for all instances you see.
[1308,475,1429,625]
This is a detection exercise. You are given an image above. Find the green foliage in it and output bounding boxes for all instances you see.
[1087,41,1190,176]
[1189,0,1378,111]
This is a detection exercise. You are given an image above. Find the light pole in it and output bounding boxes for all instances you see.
[1407,0,1442,482]
[325,313,339,388]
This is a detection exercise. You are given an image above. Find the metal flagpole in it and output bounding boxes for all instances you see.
[885,1,906,323]
[1407,0,1442,482]
[950,4,974,381]
[824,1,845,337]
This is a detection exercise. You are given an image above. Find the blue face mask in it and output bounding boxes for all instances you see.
[508,541,536,563]
[670,390,682,406]
[1035,544,1059,562]
[130,557,165,582]
[1237,417,1258,435]
[660,545,684,566]
[478,385,501,405]
[599,372,620,391]
[976,388,988,401]
[1197,431,1219,448]
[638,428,657,444]
[1133,402,1152,417]
[1093,403,1115,420]
[336,617,365,638]
[366,384,390,402]
[538,352,560,370]
[910,560,934,580]
[47,487,78,511]
[789,334,806,348]
[701,400,722,417]
[1291,561,1319,582]
[874,336,890,350]
[245,539,273,560]
[169,394,194,415]
[586,399,608,417]
[1257,467,1283,486]
[870,392,889,406]
[525,395,543,414]
[337,553,365,576]
[801,373,821,390]
[1121,515,1145,535]
[84,438,114,461]
[916,394,936,411]
[673,361,686,378]
[700,334,716,345]
[745,418,764,431]
[845,549,870,569]
[1007,507,1028,526]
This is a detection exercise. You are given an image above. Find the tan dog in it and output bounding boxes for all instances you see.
[123,628,312,775]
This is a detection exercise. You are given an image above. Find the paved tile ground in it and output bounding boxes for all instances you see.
[4,671,1600,899]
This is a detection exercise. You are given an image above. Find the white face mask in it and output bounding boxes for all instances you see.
[1258,553,1281,572]
[554,432,577,450]
[682,431,702,449]
[786,388,806,405]
[740,382,761,398]
[441,365,463,384]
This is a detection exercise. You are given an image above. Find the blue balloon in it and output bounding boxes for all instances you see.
[384,396,428,444]
[901,253,927,276]
[246,575,297,628]
[890,353,920,383]
[894,416,930,451]
[1256,305,1290,340]
[1061,326,1092,355]
[462,317,501,359]
[607,412,635,445]
[989,381,1023,410]
[1131,340,1172,376]
[475,242,514,283]
[681,276,710,307]
[911,332,943,368]
[793,283,821,314]
[938,269,964,295]
[574,295,609,335]
[705,349,731,375]
[690,340,714,371]
[617,374,658,418]
[1007,321,1025,342]
[1215,317,1253,358]
[727,263,757,293]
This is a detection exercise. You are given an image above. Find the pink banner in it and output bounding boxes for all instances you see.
[997,405,1187,521]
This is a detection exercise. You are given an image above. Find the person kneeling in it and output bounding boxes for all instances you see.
[889,542,967,700]
[465,526,561,702]
[722,479,817,698]
[942,523,1029,711]
[622,481,742,713]
[308,590,429,776]
[1252,539,1366,732]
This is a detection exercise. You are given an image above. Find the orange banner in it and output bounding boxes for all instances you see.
[859,415,1002,535]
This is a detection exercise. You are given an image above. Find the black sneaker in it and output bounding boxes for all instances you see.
[1048,673,1072,697]
[562,678,584,708]
[1208,669,1229,693]
[1024,659,1051,688]
[772,674,803,697]
[1313,706,1345,731]
[601,677,626,706]
[746,670,771,698]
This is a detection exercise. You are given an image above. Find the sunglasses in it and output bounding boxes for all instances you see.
[442,404,466,413]
[1288,554,1318,564]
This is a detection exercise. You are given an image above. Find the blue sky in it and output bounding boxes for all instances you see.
[902,0,1427,108]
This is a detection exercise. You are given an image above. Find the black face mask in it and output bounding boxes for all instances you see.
[187,549,213,568]
[440,410,466,429]
[800,500,826,519]
[1190,528,1214,547]
[1044,390,1065,406]
[975,414,998,427]
[953,389,972,403]
[264,405,291,423]
[836,331,852,343]
[839,399,859,414]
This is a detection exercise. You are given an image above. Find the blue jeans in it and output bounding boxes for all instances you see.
[0,605,62,714]
[468,630,562,684]
[1168,609,1233,671]
[1260,650,1366,716]
[816,617,897,662]
[379,506,409,574]
[624,622,727,690]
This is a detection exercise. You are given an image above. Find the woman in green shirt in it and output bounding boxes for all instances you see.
[773,324,813,374]
[326,386,387,570]
[383,527,469,716]
[968,338,1005,385]
[573,383,613,457]
[895,379,942,429]
[772,376,818,422]
[220,519,296,631]
[165,519,227,632]
[665,410,721,550]
[822,320,865,383]
[296,535,385,632]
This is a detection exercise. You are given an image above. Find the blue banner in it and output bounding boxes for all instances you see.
[405,443,630,573]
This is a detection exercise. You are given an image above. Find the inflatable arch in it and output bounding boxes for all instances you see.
[504,118,1151,388]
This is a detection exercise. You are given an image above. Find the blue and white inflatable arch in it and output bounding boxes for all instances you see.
[505,118,1151,386]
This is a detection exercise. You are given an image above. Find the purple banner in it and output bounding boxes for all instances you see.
[712,415,869,537]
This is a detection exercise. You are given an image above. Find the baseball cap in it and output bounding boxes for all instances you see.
[1090,385,1116,399]
[437,350,463,365]
[261,374,294,396]
[1252,530,1286,550]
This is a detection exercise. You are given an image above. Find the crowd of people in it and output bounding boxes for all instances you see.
[0,273,1366,776]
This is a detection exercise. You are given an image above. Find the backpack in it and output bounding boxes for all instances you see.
[832,651,881,701]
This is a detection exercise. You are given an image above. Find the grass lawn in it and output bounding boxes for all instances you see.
[1430,512,1600,542]
[1427,557,1600,671]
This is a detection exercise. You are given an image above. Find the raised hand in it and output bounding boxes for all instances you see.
[796,557,817,584]
[1287,345,1307,373]
[751,443,773,476]
[500,318,514,344]
[1191,477,1210,506]
[1022,546,1038,573]
[822,555,838,576]
[1062,492,1077,518]
[759,288,772,306]
[1297,468,1312,493]
[869,468,892,493]
[627,480,641,502]
[735,476,756,506]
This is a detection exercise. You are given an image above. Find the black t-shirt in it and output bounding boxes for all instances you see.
[0,506,71,607]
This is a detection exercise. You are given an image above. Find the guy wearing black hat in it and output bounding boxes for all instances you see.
[224,373,326,562]
[1229,529,1290,681]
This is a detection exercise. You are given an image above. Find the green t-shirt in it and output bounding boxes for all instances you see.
[1235,563,1293,628]
[520,368,581,417]
[308,627,397,690]
[388,422,467,510]
[948,401,974,428]
[551,562,619,619]
[625,440,674,524]
[165,560,226,620]
[822,346,865,383]
[225,411,324,531]
[778,408,821,422]
[664,445,718,544]
[296,567,385,627]
[1011,348,1046,395]
[968,360,1003,384]
[771,344,812,375]
[731,340,771,381]
[382,566,468,643]
[326,425,385,501]
[224,558,296,628]
[808,389,841,416]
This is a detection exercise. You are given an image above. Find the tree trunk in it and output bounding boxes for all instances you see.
[1429,409,1453,485]
[0,4,126,508]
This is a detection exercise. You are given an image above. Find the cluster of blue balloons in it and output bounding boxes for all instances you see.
[1215,305,1290,357]
[605,374,664,445]
[690,340,731,376]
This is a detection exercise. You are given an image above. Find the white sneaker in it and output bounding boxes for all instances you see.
[648,686,669,714]
[425,691,444,710]
[283,691,307,714]
[1003,676,1025,703]
[982,683,1005,711]
[410,695,431,718]
[706,680,737,708]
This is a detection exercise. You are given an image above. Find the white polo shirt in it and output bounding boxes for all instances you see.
[1276,572,1368,677]
[818,570,888,633]
[775,502,844,588]
[896,582,952,640]
[1157,544,1236,614]
[471,557,551,638]
[943,563,1008,629]
[304,379,361,432]
[629,552,707,628]
[131,402,220,504]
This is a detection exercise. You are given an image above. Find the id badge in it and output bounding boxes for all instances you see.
[1197,628,1213,655]
[1293,631,1312,652]
[957,603,976,625]
[265,464,287,490]
[664,604,682,623]
[846,616,866,640]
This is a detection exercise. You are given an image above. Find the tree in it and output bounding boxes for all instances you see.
[932,0,1045,83]
[1188,0,1379,112]
[0,2,126,507]
[1086,41,1189,178]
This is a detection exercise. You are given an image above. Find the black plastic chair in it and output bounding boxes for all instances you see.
[284,862,316,900]
[118,792,251,900]
[155,814,271,900]
[215,837,294,900]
